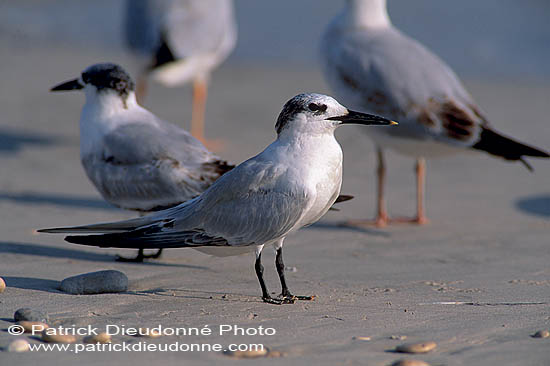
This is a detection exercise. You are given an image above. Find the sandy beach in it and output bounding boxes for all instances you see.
[1,2,550,365]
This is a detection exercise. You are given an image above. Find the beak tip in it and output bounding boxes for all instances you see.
[390,121,399,126]
[50,79,83,92]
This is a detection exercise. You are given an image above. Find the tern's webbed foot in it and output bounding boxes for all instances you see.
[261,295,298,305]
[262,296,286,305]
[278,292,316,303]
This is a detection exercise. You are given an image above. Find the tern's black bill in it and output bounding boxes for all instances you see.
[329,110,398,126]
[50,79,84,92]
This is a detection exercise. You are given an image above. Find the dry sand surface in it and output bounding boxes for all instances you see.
[1,42,549,365]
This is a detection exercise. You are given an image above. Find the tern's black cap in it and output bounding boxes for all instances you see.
[81,63,135,95]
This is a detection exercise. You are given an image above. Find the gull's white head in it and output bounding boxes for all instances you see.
[275,93,396,137]
[344,0,390,29]
[51,63,137,109]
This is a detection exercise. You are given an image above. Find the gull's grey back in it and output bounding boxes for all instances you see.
[125,0,236,59]
[321,16,485,145]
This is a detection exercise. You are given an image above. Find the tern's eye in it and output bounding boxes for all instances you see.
[308,103,319,111]
[308,103,327,112]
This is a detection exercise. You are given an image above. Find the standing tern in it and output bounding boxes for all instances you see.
[321,0,549,227]
[125,0,237,146]
[50,63,234,261]
[39,93,397,304]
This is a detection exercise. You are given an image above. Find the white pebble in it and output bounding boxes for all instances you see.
[84,332,111,343]
[396,342,437,354]
[8,339,30,352]
[17,321,49,333]
[224,348,270,358]
[41,333,76,343]
[532,330,550,338]
[391,360,430,366]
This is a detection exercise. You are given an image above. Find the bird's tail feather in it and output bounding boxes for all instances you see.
[329,194,354,211]
[64,226,228,250]
[37,215,163,234]
[472,127,549,171]
[334,194,354,204]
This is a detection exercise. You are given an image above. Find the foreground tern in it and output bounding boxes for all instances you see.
[39,93,397,304]
[321,0,550,227]
[125,0,237,145]
[50,63,234,261]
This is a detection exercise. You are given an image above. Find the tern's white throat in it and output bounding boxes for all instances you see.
[83,87,140,117]
[345,0,391,29]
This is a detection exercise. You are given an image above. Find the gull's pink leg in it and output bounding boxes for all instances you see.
[390,157,430,225]
[344,148,389,228]
[190,78,225,151]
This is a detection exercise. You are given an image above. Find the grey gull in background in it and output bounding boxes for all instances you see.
[125,0,237,146]
[320,0,549,227]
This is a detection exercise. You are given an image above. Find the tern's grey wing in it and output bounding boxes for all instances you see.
[84,119,232,211]
[322,26,486,147]
[64,158,314,249]
[163,0,237,59]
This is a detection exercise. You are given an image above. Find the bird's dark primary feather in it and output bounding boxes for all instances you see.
[472,127,549,171]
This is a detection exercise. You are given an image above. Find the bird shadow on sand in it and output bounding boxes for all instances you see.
[2,276,62,294]
[515,194,550,217]
[306,221,391,237]
[128,287,268,303]
[0,192,118,211]
[0,242,209,270]
[0,127,61,155]
[515,194,550,218]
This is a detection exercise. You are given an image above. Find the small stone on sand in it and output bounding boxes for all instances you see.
[391,360,430,366]
[138,328,162,338]
[224,348,270,358]
[59,270,128,295]
[14,308,49,323]
[531,330,550,338]
[390,335,407,340]
[17,321,49,333]
[0,277,5,293]
[353,336,371,341]
[84,332,111,343]
[396,342,437,354]
[41,333,76,343]
[7,339,30,352]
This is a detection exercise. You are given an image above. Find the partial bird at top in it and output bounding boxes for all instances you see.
[320,0,549,227]
[50,63,234,261]
[125,0,237,147]
[39,93,397,304]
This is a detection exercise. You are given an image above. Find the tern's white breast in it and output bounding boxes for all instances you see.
[294,134,343,227]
